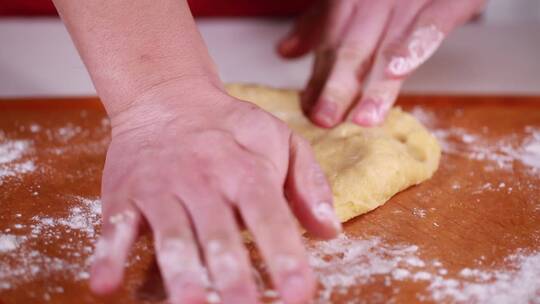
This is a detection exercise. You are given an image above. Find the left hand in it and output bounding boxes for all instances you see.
[90,79,341,304]
[278,0,485,128]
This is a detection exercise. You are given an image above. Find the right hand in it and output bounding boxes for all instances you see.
[278,0,485,128]
[90,80,342,303]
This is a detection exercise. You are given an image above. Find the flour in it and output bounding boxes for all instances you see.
[298,234,540,303]
[410,106,437,127]
[29,124,41,133]
[0,234,24,253]
[56,124,82,142]
[0,140,31,164]
[0,139,36,184]
[0,196,102,292]
[387,25,443,77]
[32,196,101,239]
[58,198,101,238]
[428,250,540,303]
[0,160,36,179]
[306,234,424,302]
[412,207,427,218]
[412,107,540,173]
[519,126,540,169]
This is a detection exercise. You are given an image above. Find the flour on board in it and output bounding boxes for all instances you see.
[0,196,102,293]
[0,139,36,185]
[296,234,540,303]
[411,106,540,173]
[2,108,539,302]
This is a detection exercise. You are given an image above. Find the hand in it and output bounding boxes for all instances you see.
[278,0,485,127]
[89,81,342,303]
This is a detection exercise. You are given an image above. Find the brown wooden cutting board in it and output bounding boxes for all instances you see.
[0,95,539,303]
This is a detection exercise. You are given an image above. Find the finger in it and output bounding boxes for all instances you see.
[350,78,402,126]
[301,0,357,115]
[309,1,392,128]
[90,197,140,294]
[285,134,340,238]
[133,188,207,303]
[90,148,143,294]
[386,0,485,78]
[351,0,483,126]
[301,52,333,114]
[277,0,326,58]
[184,190,258,304]
[238,171,315,304]
[350,0,430,126]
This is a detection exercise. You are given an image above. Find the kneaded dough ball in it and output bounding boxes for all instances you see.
[226,84,441,222]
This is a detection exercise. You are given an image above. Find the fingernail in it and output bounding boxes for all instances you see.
[314,203,342,231]
[387,24,444,77]
[352,99,382,126]
[90,259,117,293]
[312,101,337,127]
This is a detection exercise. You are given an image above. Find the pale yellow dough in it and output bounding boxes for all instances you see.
[226,84,441,223]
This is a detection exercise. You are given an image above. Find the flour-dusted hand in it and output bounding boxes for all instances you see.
[278,0,485,127]
[90,80,341,303]
[51,0,341,301]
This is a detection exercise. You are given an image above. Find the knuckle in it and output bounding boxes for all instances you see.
[157,237,202,278]
[106,209,138,228]
[253,207,291,229]
[336,43,369,63]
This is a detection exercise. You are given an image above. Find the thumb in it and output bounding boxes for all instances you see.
[285,133,341,238]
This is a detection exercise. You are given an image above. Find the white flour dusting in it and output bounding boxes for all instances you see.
[411,107,540,173]
[412,207,427,218]
[303,234,540,303]
[410,106,437,127]
[307,234,424,302]
[56,124,82,142]
[29,124,41,133]
[0,196,102,292]
[57,198,101,238]
[0,139,36,184]
[520,126,540,169]
[0,234,25,253]
[428,250,540,303]
[0,140,30,164]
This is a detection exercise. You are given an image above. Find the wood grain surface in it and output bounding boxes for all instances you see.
[0,95,539,303]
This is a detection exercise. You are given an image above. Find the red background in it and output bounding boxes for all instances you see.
[0,0,313,16]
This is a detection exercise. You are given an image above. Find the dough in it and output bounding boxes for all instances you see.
[226,84,441,223]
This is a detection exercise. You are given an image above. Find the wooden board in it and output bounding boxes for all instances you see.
[0,95,539,303]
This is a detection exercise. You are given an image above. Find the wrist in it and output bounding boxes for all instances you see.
[98,60,222,115]
[107,76,226,139]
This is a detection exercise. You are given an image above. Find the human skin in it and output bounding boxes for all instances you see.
[52,0,341,303]
[51,0,485,302]
[278,0,486,128]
